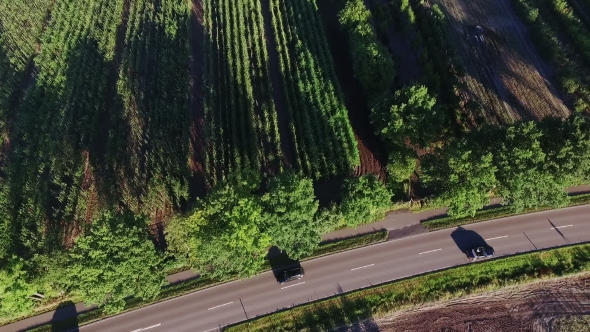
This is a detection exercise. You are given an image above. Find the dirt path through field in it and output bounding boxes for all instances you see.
[260,0,295,169]
[436,0,570,124]
[338,273,590,332]
[188,0,206,198]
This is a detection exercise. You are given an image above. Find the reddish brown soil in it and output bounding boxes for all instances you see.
[148,202,173,250]
[354,134,386,179]
[338,274,590,332]
[188,0,207,199]
[261,0,295,169]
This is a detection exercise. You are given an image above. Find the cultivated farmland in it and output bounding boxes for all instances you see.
[434,0,572,124]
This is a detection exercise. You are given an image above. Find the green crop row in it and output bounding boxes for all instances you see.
[203,0,282,184]
[270,0,360,178]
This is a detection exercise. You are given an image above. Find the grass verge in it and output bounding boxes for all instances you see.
[25,230,389,331]
[423,193,590,231]
[225,242,590,331]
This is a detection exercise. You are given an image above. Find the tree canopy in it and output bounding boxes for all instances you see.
[64,212,165,313]
[422,140,497,217]
[261,171,320,260]
[340,174,392,227]
[166,172,271,279]
[0,257,37,318]
[371,85,443,149]
[339,0,395,99]
[421,117,590,216]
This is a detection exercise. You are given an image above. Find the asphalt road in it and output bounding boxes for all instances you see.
[14,205,590,332]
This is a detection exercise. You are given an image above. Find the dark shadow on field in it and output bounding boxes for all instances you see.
[450,226,489,254]
[188,0,207,201]
[106,4,192,217]
[50,301,79,332]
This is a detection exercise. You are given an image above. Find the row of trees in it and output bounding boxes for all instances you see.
[1,212,166,317]
[422,115,590,217]
[0,171,392,319]
[165,171,392,278]
[270,0,360,178]
[203,0,282,184]
[512,0,590,112]
[338,0,395,101]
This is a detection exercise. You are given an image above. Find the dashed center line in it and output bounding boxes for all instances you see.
[351,264,375,271]
[130,323,161,332]
[550,225,573,229]
[485,235,508,241]
[281,281,305,289]
[207,302,234,310]
[418,248,442,255]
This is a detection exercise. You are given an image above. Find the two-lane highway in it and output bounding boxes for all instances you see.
[9,205,590,332]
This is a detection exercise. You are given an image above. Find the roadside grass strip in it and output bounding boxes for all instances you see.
[225,243,590,331]
[423,193,590,231]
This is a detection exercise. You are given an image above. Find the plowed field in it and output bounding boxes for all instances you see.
[338,273,590,332]
[435,0,571,125]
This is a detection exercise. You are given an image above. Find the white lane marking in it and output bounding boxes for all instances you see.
[202,328,220,332]
[550,225,573,229]
[485,235,508,241]
[351,264,375,271]
[418,248,442,255]
[207,302,234,310]
[130,323,161,332]
[281,281,305,289]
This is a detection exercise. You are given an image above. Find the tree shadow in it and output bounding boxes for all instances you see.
[450,226,490,254]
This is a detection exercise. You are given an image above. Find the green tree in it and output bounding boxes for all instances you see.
[167,173,271,279]
[492,122,568,212]
[65,212,165,314]
[339,0,395,98]
[538,115,590,185]
[340,175,392,227]
[422,140,497,217]
[261,171,320,260]
[371,85,442,148]
[0,257,37,318]
[386,148,417,183]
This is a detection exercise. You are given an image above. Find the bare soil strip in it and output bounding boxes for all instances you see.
[260,0,295,169]
[436,0,570,125]
[339,273,590,332]
[189,0,206,198]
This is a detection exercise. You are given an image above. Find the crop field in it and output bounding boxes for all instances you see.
[1,0,588,259]
[434,0,572,124]
[0,0,363,252]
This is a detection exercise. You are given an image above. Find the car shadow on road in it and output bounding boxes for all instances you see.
[450,226,490,255]
[266,246,302,283]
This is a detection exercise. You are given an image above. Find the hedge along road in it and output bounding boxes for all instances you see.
[9,204,590,332]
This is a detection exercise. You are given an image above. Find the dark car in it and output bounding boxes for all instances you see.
[466,245,494,261]
[277,266,304,284]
